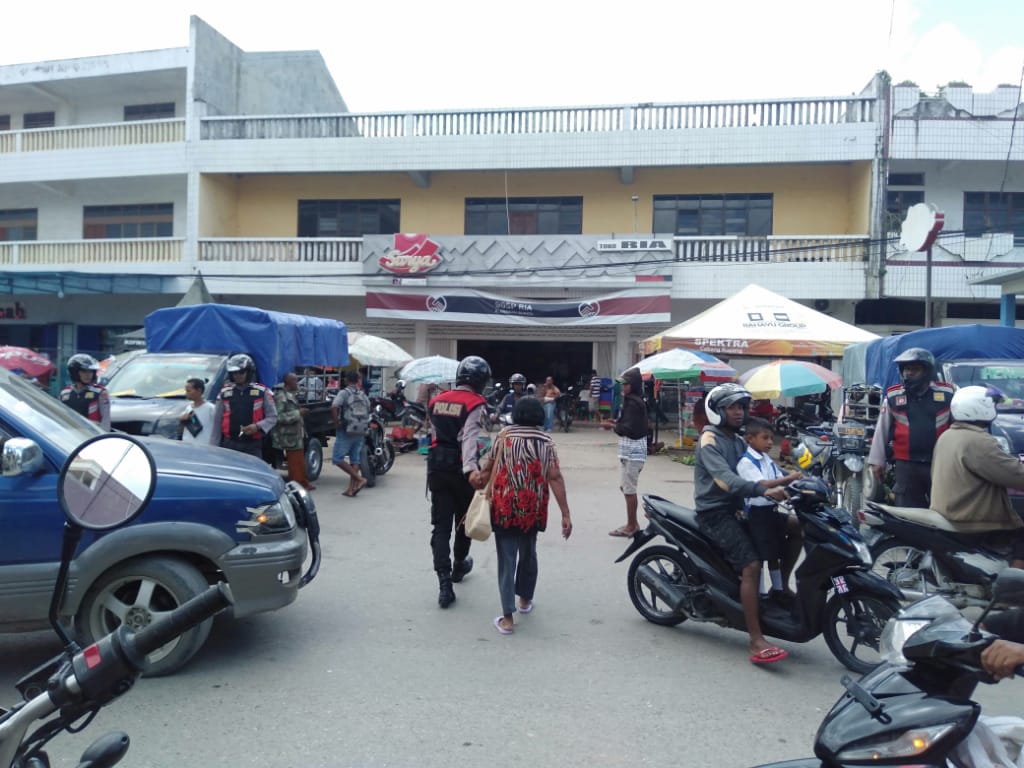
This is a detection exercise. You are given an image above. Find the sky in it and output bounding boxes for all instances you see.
[3,0,1024,113]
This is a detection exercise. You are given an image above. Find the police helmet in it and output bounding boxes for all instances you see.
[456,356,491,393]
[509,373,527,387]
[67,353,100,381]
[894,347,935,393]
[226,354,255,377]
[705,382,752,426]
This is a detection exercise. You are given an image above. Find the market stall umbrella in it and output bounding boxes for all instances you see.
[349,332,413,368]
[398,355,460,385]
[0,346,55,378]
[632,347,736,382]
[739,359,842,399]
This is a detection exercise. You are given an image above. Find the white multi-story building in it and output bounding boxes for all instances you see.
[1,16,1021,384]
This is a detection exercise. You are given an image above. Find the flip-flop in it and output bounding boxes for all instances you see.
[493,616,514,635]
[518,601,534,614]
[749,646,789,664]
[608,527,637,538]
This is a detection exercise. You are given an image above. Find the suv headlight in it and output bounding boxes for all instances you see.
[237,492,296,536]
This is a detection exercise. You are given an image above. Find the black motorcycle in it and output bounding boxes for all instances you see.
[360,404,396,488]
[752,567,1024,767]
[0,433,234,768]
[555,387,577,433]
[615,476,903,673]
[861,501,1010,609]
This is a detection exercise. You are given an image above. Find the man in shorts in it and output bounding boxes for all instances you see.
[695,384,788,664]
[601,367,648,537]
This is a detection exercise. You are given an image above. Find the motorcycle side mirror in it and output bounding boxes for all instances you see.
[50,434,157,646]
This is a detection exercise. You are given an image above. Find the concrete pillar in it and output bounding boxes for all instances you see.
[414,321,428,357]
[614,324,631,377]
[1001,294,1017,327]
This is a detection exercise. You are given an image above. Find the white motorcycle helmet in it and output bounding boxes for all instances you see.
[705,382,752,426]
[950,385,1002,423]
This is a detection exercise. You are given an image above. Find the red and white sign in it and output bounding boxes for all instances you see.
[378,234,443,275]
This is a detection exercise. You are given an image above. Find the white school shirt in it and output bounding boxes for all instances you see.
[737,447,783,508]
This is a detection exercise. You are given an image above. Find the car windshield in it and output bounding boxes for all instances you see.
[0,371,104,453]
[946,364,1024,412]
[105,353,224,398]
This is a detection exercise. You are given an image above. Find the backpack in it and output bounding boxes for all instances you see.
[342,389,371,435]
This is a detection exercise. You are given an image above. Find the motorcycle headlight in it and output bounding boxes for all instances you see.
[853,539,873,567]
[837,723,956,761]
[237,492,296,536]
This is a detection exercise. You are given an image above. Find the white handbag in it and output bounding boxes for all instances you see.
[461,432,505,542]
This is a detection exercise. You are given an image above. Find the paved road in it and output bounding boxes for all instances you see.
[1,424,1018,767]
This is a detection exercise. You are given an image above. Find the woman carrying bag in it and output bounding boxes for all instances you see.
[479,396,573,635]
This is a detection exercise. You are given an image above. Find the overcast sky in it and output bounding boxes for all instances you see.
[4,0,1023,112]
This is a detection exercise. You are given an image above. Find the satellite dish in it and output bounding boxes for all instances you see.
[900,202,945,252]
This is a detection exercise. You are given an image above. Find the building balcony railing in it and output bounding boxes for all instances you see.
[198,238,362,263]
[0,118,185,153]
[0,238,185,269]
[674,235,869,263]
[200,97,876,140]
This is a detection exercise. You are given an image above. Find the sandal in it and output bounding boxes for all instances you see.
[493,616,514,635]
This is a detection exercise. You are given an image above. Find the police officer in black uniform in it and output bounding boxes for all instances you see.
[427,355,491,608]
[60,353,110,430]
[212,354,278,458]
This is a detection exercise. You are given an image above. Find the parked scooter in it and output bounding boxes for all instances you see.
[360,404,397,487]
[751,567,1024,767]
[860,501,1010,608]
[615,475,903,673]
[0,433,234,768]
[555,387,577,432]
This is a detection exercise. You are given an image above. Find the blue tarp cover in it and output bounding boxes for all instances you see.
[859,324,1024,390]
[144,303,348,386]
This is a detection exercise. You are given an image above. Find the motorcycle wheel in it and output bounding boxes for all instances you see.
[870,541,933,602]
[840,472,863,515]
[822,592,899,674]
[626,545,690,626]
[360,447,376,488]
[304,437,323,481]
[376,439,396,474]
[76,556,212,677]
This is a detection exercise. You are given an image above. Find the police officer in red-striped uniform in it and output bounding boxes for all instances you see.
[60,354,111,430]
[868,348,954,507]
[212,354,278,458]
[427,355,491,609]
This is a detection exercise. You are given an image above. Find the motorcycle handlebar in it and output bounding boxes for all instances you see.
[130,584,233,658]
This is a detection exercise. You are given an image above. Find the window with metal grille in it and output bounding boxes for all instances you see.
[0,209,37,241]
[23,112,55,129]
[82,204,173,239]
[653,194,773,236]
[297,200,400,236]
[464,197,583,235]
[964,192,1024,244]
[124,102,176,121]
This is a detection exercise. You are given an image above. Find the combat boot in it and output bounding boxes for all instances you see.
[437,570,456,609]
[451,556,473,583]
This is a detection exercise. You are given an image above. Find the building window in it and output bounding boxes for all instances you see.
[0,115,10,131]
[0,209,37,241]
[964,192,1024,244]
[82,204,173,239]
[886,190,925,229]
[464,197,583,235]
[653,194,773,236]
[124,103,176,121]
[23,112,55,129]
[888,173,925,187]
[297,200,400,237]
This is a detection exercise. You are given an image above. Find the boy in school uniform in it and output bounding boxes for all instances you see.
[737,417,803,604]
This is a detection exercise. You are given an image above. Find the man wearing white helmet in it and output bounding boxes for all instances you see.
[930,385,1024,569]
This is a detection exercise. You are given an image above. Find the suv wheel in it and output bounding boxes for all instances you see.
[75,556,213,677]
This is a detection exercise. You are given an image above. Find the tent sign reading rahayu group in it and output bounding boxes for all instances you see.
[643,284,878,358]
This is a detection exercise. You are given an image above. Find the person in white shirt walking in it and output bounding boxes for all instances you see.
[178,377,217,445]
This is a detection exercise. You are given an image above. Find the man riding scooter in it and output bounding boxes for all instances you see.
[694,383,790,663]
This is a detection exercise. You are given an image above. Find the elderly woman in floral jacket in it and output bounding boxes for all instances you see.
[273,372,315,491]
[479,396,572,635]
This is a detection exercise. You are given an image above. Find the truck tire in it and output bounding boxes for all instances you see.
[75,556,213,678]
[304,437,323,481]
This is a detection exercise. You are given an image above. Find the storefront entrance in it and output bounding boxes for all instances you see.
[457,340,592,391]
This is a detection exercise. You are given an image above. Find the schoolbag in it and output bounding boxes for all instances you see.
[342,389,371,435]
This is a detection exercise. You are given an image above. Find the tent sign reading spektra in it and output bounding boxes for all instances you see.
[643,284,878,357]
[366,288,670,326]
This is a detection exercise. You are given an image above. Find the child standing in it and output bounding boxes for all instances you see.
[737,417,802,602]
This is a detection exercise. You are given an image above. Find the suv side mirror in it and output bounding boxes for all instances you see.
[2,437,45,477]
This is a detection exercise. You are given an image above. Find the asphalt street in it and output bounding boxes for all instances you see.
[0,423,1018,767]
